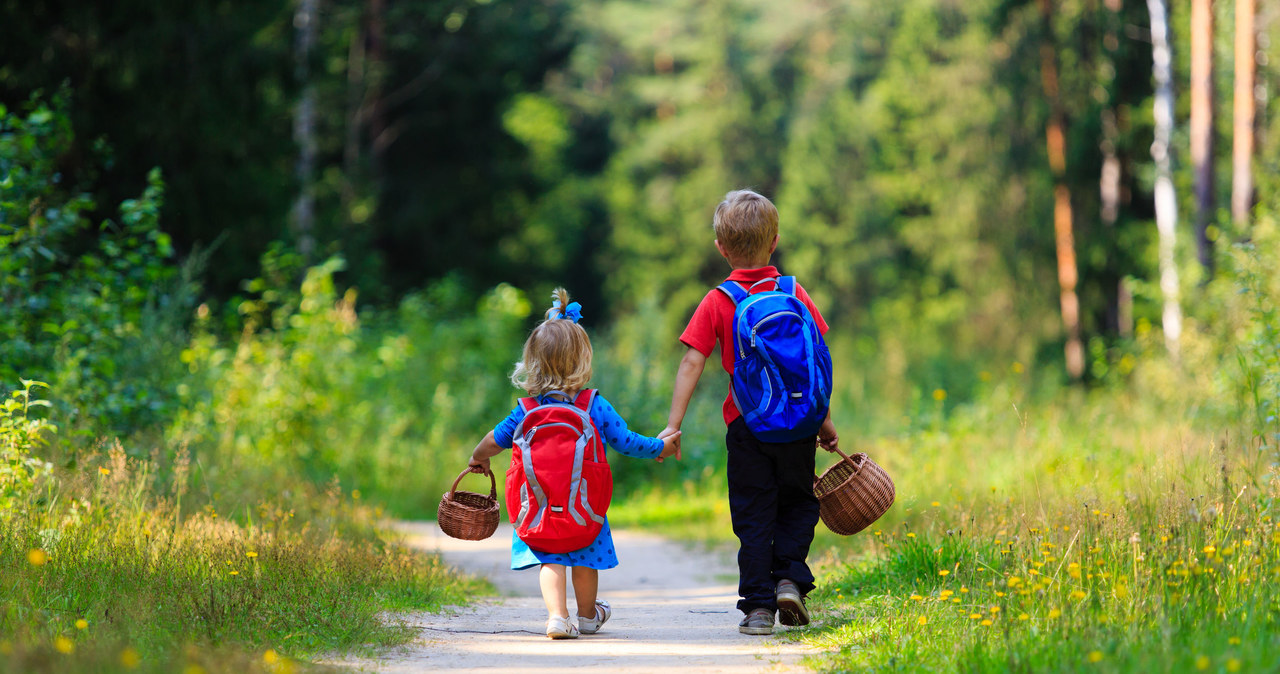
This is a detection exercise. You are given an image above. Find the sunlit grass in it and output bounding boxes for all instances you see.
[0,443,483,673]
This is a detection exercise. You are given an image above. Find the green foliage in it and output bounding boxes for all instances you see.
[0,385,482,673]
[0,95,189,435]
[170,263,533,515]
[0,380,55,519]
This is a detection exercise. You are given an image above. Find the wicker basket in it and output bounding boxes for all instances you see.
[813,448,895,535]
[437,467,500,541]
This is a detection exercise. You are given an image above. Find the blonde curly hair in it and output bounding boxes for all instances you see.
[510,288,592,396]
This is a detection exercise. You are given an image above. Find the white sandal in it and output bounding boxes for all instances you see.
[578,599,611,634]
[546,615,579,639]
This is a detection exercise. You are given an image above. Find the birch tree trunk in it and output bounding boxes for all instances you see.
[1232,0,1256,225]
[291,0,319,263]
[1190,0,1215,276]
[1148,0,1183,359]
[1039,0,1085,380]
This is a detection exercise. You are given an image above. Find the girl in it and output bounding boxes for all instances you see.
[468,288,680,639]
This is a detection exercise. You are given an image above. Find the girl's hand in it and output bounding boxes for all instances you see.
[468,456,491,473]
[657,429,682,462]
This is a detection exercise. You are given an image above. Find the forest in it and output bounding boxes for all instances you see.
[2,0,1279,672]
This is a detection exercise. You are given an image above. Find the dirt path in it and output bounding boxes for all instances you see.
[334,522,818,673]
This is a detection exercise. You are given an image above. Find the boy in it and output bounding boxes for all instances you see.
[660,189,839,635]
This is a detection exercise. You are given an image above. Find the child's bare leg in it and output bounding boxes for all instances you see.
[571,566,599,617]
[539,564,570,618]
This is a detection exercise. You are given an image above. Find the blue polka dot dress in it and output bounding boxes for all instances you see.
[492,392,663,571]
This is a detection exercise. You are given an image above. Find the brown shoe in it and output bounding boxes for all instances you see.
[738,608,774,635]
[776,579,810,626]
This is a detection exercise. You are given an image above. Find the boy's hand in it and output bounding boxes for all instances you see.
[656,429,682,462]
[817,418,839,453]
[468,456,491,473]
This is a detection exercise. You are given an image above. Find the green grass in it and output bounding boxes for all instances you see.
[0,443,484,674]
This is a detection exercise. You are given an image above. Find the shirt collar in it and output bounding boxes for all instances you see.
[725,266,780,283]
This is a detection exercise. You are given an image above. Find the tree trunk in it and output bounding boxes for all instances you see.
[1039,0,1085,380]
[1147,0,1183,360]
[1232,0,1256,225]
[1190,0,1215,276]
[291,0,319,263]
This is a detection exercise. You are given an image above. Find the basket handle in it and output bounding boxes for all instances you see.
[829,446,866,474]
[449,466,497,499]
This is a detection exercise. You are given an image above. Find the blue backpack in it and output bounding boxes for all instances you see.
[719,276,832,443]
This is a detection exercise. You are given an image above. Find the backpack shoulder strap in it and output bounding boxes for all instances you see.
[717,281,749,305]
[518,397,540,413]
[777,276,797,296]
[572,389,596,412]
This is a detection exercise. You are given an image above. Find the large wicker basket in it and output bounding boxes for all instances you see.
[437,467,500,541]
[813,448,895,535]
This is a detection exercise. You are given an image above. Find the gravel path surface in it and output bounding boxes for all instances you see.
[334,521,818,673]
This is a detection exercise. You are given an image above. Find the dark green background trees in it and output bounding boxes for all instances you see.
[3,0,1277,392]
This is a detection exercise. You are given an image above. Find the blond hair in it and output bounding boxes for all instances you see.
[510,288,593,396]
[713,189,779,261]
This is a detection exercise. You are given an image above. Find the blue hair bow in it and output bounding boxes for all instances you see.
[551,298,583,323]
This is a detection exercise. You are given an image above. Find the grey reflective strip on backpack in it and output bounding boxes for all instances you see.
[567,433,588,526]
[578,476,605,525]
[513,433,548,529]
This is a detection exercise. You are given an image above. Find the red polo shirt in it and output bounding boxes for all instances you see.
[679,266,830,426]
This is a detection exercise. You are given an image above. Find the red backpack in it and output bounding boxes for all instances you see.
[507,389,613,553]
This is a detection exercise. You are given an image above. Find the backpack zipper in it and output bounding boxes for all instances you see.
[750,311,802,348]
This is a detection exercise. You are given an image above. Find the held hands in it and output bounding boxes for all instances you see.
[817,417,840,453]
[656,427,682,462]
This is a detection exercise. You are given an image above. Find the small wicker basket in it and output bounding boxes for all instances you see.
[437,466,500,541]
[813,447,895,535]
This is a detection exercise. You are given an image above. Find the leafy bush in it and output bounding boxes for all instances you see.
[0,93,191,436]
[0,380,55,519]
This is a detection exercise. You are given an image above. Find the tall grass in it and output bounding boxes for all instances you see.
[1,386,484,674]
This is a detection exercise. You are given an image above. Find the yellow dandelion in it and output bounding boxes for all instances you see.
[1092,510,1101,516]
[907,533,916,538]
[119,647,141,669]
[969,613,982,620]
[960,587,969,594]
[54,636,74,654]
[931,501,941,507]
[75,619,88,630]
[1012,361,1024,373]
[229,570,239,576]
[940,590,954,598]
[910,594,924,601]
[952,598,961,603]
[99,466,110,475]
[27,549,48,566]
[1228,637,1241,645]
[932,389,947,402]
[917,616,928,626]
[1088,651,1104,663]
[990,606,1000,614]
[1196,655,1210,670]
[980,619,993,626]
[1048,609,1062,619]
[1071,590,1086,600]
[264,650,279,665]
[939,570,950,576]
[1018,613,1030,621]
[246,551,258,558]
[1204,546,1216,555]
[1227,658,1241,672]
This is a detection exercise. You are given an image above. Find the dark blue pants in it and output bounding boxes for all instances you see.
[726,417,820,614]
